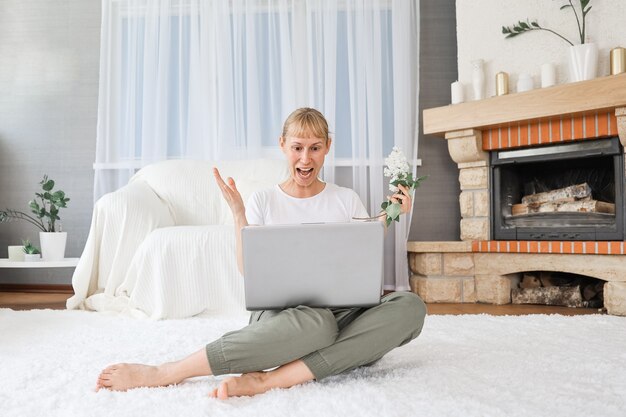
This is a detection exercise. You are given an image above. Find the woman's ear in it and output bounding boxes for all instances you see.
[325,138,332,154]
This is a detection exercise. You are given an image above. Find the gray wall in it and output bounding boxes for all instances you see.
[0,0,100,284]
[409,0,460,241]
[0,0,458,285]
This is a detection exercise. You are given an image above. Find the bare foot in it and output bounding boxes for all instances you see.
[208,372,269,399]
[96,363,176,391]
[207,360,314,400]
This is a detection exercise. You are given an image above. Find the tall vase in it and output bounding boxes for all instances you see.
[471,59,485,100]
[39,232,67,261]
[568,43,598,82]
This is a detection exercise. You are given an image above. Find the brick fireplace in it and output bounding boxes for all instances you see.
[409,74,626,315]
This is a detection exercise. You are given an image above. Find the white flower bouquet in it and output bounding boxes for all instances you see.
[381,147,427,226]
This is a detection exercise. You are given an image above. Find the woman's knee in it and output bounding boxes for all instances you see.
[382,292,427,338]
[287,306,338,347]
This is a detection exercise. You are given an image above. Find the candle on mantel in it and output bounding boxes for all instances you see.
[517,73,534,92]
[451,81,464,104]
[495,72,509,96]
[541,63,556,88]
[610,47,626,75]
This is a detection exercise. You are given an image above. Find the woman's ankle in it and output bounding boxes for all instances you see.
[264,361,314,390]
[158,362,186,386]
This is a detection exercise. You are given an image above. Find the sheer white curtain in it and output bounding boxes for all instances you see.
[95,0,420,290]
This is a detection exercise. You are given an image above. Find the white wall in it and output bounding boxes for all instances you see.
[456,0,626,99]
[0,1,100,284]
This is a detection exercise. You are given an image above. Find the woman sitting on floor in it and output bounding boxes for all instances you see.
[96,107,427,399]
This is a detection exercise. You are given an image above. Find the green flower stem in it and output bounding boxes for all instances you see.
[351,213,387,221]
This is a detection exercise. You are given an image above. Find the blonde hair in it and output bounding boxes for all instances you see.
[281,108,330,143]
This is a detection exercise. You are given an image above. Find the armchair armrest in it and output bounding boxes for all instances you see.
[67,180,175,310]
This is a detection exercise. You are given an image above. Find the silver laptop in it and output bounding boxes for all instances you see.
[241,221,384,310]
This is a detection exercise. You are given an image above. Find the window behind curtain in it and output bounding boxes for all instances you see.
[97,0,419,290]
[116,7,396,163]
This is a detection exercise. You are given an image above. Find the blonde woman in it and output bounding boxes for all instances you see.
[97,108,426,399]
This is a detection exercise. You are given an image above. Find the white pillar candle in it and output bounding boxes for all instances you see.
[8,245,25,261]
[451,81,464,104]
[541,63,556,88]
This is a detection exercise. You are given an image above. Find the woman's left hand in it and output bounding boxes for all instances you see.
[389,184,412,215]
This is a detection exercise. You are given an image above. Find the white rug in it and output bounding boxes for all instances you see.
[1,309,625,417]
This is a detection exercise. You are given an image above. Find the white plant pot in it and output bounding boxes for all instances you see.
[568,43,598,82]
[24,254,41,262]
[39,232,67,261]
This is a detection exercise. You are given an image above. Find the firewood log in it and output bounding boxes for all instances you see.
[512,200,615,215]
[521,183,591,205]
[511,285,584,307]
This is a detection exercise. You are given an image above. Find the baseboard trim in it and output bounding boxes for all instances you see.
[0,284,74,294]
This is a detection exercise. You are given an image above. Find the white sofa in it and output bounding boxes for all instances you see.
[67,159,289,319]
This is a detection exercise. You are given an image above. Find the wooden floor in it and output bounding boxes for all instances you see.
[0,291,603,315]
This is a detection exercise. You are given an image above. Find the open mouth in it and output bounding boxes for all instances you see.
[296,167,314,180]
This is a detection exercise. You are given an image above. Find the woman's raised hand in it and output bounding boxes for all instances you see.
[389,184,412,215]
[213,167,245,218]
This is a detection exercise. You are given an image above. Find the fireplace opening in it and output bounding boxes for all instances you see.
[512,271,604,309]
[492,137,624,240]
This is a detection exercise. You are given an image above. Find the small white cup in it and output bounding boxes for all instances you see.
[24,254,41,262]
[8,246,25,261]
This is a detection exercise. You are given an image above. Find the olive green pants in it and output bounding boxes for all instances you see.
[205,291,427,380]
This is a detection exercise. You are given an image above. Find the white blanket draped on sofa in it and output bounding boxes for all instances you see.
[67,159,289,319]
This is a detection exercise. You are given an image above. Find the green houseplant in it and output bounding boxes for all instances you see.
[22,239,41,255]
[501,0,597,82]
[1,175,70,261]
[22,239,41,262]
[0,175,70,232]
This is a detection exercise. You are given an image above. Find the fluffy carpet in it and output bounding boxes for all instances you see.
[1,309,625,417]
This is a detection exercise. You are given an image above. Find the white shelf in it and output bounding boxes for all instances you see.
[0,258,79,268]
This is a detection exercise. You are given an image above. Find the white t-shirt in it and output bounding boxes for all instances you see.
[245,183,369,225]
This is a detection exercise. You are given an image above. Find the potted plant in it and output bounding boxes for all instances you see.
[22,239,41,262]
[0,175,70,261]
[502,0,597,82]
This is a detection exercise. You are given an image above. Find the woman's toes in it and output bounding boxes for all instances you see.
[217,381,229,400]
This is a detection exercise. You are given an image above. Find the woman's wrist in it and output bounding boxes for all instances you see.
[234,213,248,227]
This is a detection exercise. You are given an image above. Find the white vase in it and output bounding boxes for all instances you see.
[471,59,485,100]
[39,232,67,261]
[568,43,598,82]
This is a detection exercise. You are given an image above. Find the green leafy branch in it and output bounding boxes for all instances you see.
[502,0,592,46]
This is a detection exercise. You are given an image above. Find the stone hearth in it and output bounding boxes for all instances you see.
[410,74,626,315]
